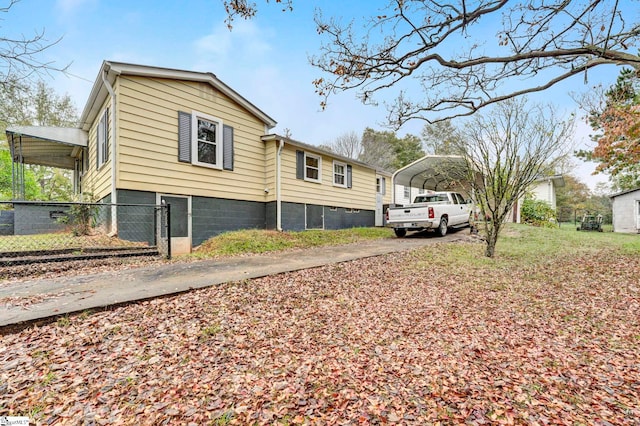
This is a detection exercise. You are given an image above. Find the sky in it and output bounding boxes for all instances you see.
[3,0,624,191]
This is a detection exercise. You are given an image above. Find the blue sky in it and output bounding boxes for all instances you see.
[5,0,622,190]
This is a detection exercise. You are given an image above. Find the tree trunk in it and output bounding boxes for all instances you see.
[484,222,501,258]
[485,235,497,258]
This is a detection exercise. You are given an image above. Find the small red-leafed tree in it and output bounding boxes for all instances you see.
[578,68,640,191]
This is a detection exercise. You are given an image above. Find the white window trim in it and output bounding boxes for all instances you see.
[97,109,108,169]
[191,111,223,169]
[304,152,322,183]
[333,160,347,188]
[376,176,386,194]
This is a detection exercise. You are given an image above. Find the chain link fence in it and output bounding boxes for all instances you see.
[0,201,170,267]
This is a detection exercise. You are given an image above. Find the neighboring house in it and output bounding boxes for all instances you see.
[393,185,428,205]
[609,187,640,233]
[530,175,564,210]
[510,175,565,223]
[6,61,393,253]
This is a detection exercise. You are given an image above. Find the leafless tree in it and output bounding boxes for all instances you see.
[309,0,640,126]
[324,130,363,159]
[359,127,396,170]
[454,98,574,257]
[421,119,464,155]
[220,2,638,125]
[0,1,68,88]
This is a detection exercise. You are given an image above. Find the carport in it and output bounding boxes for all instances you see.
[391,155,472,204]
[5,125,88,200]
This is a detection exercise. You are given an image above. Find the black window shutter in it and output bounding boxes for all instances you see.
[223,124,234,171]
[381,177,386,195]
[96,114,102,170]
[104,108,109,161]
[296,150,304,179]
[347,165,352,188]
[178,111,191,163]
[102,108,109,164]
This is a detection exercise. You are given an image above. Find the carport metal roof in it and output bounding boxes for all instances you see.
[6,126,88,169]
[392,155,471,202]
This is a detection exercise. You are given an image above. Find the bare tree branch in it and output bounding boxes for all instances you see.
[454,98,575,256]
[222,0,293,28]
[310,0,640,126]
[0,0,69,87]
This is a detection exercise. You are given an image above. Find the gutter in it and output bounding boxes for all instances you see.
[101,69,118,234]
[276,139,284,231]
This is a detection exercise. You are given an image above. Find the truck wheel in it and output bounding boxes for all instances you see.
[436,218,448,237]
[394,228,407,238]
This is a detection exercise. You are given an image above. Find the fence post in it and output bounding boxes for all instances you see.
[166,203,171,260]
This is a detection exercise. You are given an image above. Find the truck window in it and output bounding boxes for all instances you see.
[451,194,459,204]
[455,193,466,204]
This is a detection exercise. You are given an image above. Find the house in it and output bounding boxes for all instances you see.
[609,187,640,233]
[510,175,565,223]
[393,185,429,205]
[6,61,392,253]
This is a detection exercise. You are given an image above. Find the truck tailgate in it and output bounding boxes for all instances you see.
[387,206,430,223]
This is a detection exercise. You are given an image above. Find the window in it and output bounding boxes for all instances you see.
[178,111,234,170]
[97,108,109,169]
[192,112,222,169]
[403,185,410,199]
[333,161,346,187]
[296,151,351,186]
[376,177,386,194]
[304,152,321,182]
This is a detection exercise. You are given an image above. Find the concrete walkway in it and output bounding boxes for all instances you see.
[0,231,469,329]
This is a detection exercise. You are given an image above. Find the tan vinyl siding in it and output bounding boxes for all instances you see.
[82,97,113,200]
[264,139,277,203]
[116,76,267,202]
[280,146,376,210]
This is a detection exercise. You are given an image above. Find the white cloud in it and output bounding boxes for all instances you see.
[56,0,95,15]
[194,20,273,69]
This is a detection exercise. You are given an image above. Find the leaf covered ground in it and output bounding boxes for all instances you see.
[1,238,639,425]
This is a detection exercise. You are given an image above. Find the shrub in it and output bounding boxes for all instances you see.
[521,197,557,228]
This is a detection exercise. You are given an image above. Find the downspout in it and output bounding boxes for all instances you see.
[276,139,284,231]
[102,70,118,235]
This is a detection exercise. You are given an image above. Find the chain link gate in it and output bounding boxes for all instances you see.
[0,201,171,267]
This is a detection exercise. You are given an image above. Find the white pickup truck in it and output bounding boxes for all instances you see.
[386,191,472,237]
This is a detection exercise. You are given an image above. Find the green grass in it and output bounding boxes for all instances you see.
[188,224,639,264]
[189,227,394,258]
[411,223,639,272]
[501,223,640,260]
